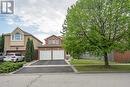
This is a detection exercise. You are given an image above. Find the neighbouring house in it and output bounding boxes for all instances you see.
[38,35,66,60]
[4,27,43,59]
[80,51,130,63]
[113,51,130,63]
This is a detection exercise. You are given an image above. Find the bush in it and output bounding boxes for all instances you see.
[0,62,25,73]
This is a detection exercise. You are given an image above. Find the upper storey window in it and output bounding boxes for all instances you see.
[12,32,22,41]
[48,39,60,45]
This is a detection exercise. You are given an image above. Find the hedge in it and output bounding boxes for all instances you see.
[0,62,25,73]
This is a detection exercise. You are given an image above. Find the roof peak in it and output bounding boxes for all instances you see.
[4,27,43,43]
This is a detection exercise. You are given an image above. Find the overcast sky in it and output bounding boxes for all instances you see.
[0,0,77,42]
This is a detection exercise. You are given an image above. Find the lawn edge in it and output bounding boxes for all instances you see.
[66,60,78,73]
[76,71,130,74]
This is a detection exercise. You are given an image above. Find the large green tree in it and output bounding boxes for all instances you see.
[25,38,35,62]
[63,0,130,67]
[0,34,4,53]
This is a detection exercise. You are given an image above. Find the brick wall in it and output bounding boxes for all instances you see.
[114,51,130,63]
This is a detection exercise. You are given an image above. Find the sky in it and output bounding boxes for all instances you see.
[0,0,77,42]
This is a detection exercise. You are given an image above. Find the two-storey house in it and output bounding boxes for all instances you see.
[38,35,65,60]
[4,27,43,59]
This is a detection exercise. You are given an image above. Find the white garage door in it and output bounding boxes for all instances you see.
[53,50,64,60]
[40,51,51,60]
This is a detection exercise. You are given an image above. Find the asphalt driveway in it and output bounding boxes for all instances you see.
[13,66,73,74]
[14,60,74,74]
[31,60,67,65]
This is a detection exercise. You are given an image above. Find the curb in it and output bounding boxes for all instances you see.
[9,66,25,74]
[65,60,78,73]
[9,61,38,74]
[24,60,39,66]
[24,65,71,67]
[76,71,130,74]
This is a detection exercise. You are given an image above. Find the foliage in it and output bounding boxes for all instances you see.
[30,40,35,60]
[63,0,130,66]
[0,34,4,53]
[25,38,35,62]
[0,62,25,73]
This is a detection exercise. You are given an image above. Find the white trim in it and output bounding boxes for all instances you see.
[11,33,23,41]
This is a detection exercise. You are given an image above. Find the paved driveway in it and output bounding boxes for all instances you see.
[1,73,130,87]
[31,60,67,65]
[14,60,74,74]
[13,66,73,74]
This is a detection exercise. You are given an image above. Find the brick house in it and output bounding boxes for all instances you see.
[113,51,130,63]
[4,27,43,59]
[38,35,66,60]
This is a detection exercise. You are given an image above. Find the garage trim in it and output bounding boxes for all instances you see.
[38,47,65,60]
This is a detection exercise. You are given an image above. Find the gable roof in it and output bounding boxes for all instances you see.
[44,35,62,40]
[4,27,43,43]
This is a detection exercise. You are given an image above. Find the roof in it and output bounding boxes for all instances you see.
[4,27,43,43]
[38,45,62,48]
[44,35,62,40]
[58,36,63,39]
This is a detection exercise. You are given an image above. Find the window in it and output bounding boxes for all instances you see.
[12,32,22,41]
[48,39,59,45]
[52,40,55,44]
[48,40,52,44]
[55,40,59,44]
[15,33,21,40]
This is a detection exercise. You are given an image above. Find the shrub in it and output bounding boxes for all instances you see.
[0,62,25,73]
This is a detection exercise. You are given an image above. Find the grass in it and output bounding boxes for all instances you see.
[0,62,25,73]
[70,59,116,65]
[75,65,130,72]
[70,59,130,72]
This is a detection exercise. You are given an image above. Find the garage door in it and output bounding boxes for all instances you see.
[53,50,64,60]
[40,51,51,60]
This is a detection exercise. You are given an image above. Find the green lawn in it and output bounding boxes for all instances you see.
[75,65,130,72]
[70,59,116,65]
[0,62,25,73]
[70,59,130,72]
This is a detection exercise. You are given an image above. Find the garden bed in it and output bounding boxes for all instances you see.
[0,62,25,73]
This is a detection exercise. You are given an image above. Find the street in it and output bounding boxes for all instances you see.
[0,73,130,87]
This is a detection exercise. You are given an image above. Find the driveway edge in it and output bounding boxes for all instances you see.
[65,60,78,73]
[9,61,38,74]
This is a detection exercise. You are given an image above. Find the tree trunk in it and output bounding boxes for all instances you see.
[104,52,109,67]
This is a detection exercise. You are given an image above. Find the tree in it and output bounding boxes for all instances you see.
[25,38,35,62]
[0,34,4,53]
[30,40,35,60]
[25,38,31,62]
[63,0,130,67]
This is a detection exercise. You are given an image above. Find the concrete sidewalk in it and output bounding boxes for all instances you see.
[0,73,130,87]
